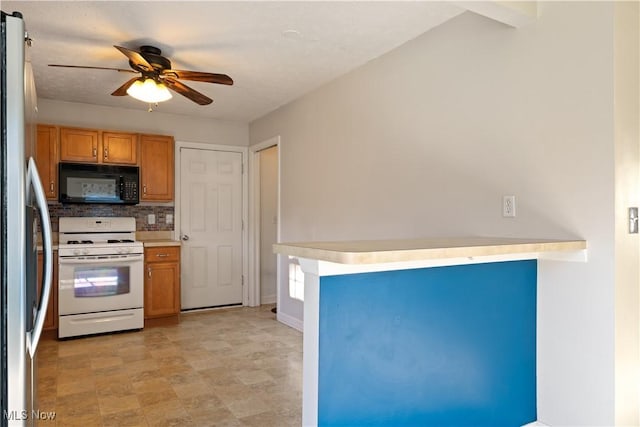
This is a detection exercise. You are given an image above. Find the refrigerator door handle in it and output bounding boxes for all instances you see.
[26,157,53,358]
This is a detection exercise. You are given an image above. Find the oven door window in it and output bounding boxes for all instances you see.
[74,266,130,298]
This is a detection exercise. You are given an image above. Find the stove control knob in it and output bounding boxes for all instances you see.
[82,249,89,255]
[73,249,81,256]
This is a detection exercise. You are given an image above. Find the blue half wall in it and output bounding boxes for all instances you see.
[318,260,537,427]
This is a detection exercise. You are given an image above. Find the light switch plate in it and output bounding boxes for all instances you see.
[147,214,156,225]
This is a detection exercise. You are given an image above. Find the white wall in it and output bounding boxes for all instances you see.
[250,3,631,425]
[37,98,249,146]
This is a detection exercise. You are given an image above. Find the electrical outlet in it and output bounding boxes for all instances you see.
[503,195,516,217]
[629,207,638,234]
[166,214,173,224]
[147,214,156,225]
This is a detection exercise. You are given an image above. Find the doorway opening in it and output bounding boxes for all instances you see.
[249,136,280,309]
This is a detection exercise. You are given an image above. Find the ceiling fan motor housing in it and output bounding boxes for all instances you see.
[130,45,172,74]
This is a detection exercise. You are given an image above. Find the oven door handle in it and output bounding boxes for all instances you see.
[59,254,144,265]
[26,157,53,358]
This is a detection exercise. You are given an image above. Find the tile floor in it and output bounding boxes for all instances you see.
[36,305,303,426]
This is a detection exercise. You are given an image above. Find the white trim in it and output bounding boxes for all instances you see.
[174,140,249,306]
[522,422,549,427]
[248,136,281,307]
[277,309,304,332]
[301,270,319,426]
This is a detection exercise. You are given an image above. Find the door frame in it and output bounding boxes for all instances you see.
[248,136,281,307]
[174,141,249,307]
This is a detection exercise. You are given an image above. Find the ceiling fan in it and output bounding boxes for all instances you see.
[49,45,233,105]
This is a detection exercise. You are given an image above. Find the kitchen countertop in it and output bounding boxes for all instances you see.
[141,239,181,247]
[136,231,181,247]
[273,237,587,265]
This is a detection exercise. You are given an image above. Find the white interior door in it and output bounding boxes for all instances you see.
[180,148,243,309]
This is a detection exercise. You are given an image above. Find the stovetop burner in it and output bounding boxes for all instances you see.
[108,239,135,244]
[67,240,93,245]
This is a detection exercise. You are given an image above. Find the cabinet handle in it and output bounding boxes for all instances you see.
[143,185,147,195]
[49,182,54,193]
[92,147,97,157]
[156,253,169,257]
[104,147,108,160]
[148,267,151,278]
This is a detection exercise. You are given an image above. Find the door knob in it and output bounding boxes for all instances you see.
[182,235,189,241]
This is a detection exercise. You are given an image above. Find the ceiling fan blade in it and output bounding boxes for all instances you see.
[163,70,233,85]
[114,45,152,72]
[111,77,140,96]
[48,64,136,73]
[163,77,213,105]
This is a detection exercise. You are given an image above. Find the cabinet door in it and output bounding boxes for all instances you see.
[144,261,180,318]
[140,134,174,201]
[103,132,138,165]
[59,127,99,163]
[35,125,58,200]
[37,251,58,331]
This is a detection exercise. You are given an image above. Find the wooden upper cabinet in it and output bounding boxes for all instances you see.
[140,134,174,201]
[35,124,58,200]
[102,132,138,165]
[59,127,99,163]
[44,125,175,201]
[60,127,138,165]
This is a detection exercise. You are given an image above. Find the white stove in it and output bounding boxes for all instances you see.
[58,217,144,338]
[58,217,143,253]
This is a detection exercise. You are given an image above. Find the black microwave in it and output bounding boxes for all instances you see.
[58,162,139,204]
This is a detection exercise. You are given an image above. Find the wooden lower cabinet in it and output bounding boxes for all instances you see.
[37,251,58,332]
[144,246,181,324]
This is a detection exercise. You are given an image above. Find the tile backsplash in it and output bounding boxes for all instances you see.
[47,202,175,232]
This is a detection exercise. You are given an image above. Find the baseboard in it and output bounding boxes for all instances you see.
[261,294,277,304]
[41,328,57,341]
[145,314,180,327]
[277,311,303,332]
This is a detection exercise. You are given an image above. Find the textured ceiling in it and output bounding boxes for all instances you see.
[3,1,465,122]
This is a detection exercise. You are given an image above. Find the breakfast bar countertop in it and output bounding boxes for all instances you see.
[273,237,587,265]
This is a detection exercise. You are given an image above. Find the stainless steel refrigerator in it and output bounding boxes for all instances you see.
[1,10,53,427]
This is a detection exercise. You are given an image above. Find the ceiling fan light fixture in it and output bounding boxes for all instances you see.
[126,78,172,103]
